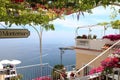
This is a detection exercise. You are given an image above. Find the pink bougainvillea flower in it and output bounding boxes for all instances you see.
[101,57,113,68]
[89,66,104,75]
[113,48,120,55]
[96,66,104,73]
[113,57,119,63]
[90,53,120,75]
[89,68,96,75]
[101,57,120,68]
[103,34,120,41]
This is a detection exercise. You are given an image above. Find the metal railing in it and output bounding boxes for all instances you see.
[65,64,75,71]
[16,63,52,80]
[15,63,75,80]
[74,40,120,80]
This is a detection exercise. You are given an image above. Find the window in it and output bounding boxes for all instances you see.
[78,41,89,46]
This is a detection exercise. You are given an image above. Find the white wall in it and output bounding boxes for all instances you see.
[75,39,118,50]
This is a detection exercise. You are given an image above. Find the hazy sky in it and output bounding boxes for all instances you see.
[43,5,120,44]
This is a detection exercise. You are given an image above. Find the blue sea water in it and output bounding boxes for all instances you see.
[0,39,75,67]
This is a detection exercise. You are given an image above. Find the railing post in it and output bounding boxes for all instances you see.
[98,73,101,80]
[118,68,120,80]
[112,69,114,80]
[106,72,108,80]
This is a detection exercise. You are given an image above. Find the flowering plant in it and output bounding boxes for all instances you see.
[70,72,75,77]
[101,57,120,74]
[89,66,104,75]
[89,49,120,75]
[101,48,120,73]
[11,0,24,3]
[82,35,87,39]
[101,57,119,68]
[113,48,120,56]
[102,34,120,41]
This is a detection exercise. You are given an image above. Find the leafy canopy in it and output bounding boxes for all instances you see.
[0,0,56,30]
[0,0,120,28]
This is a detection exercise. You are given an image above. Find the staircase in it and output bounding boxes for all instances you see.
[74,40,120,80]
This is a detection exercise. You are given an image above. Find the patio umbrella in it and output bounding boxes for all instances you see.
[32,76,51,80]
[10,60,21,65]
[0,63,3,69]
[0,60,11,64]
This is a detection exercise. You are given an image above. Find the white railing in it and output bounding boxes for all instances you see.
[16,63,53,80]
[74,40,120,80]
[16,63,75,80]
[65,64,75,71]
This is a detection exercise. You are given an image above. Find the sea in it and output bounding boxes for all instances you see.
[0,39,76,67]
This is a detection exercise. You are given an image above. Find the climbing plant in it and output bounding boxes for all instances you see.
[0,0,56,30]
[0,0,119,28]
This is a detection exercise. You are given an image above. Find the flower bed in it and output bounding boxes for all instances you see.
[103,34,120,41]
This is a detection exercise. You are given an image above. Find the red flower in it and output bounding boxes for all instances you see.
[103,34,120,41]
[61,72,67,78]
[89,66,103,75]
[89,68,96,74]
[113,57,119,62]
[11,0,24,3]
[70,72,75,77]
[96,66,104,73]
[101,57,120,68]
[113,48,120,55]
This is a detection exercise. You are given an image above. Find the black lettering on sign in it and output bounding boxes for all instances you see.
[0,29,30,38]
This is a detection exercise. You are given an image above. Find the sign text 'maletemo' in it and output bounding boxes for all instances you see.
[0,29,30,38]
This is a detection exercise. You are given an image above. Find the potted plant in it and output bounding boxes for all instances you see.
[51,64,64,80]
[10,74,23,80]
[93,35,97,39]
[82,34,87,39]
[70,72,75,79]
[76,36,82,39]
[88,34,92,39]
